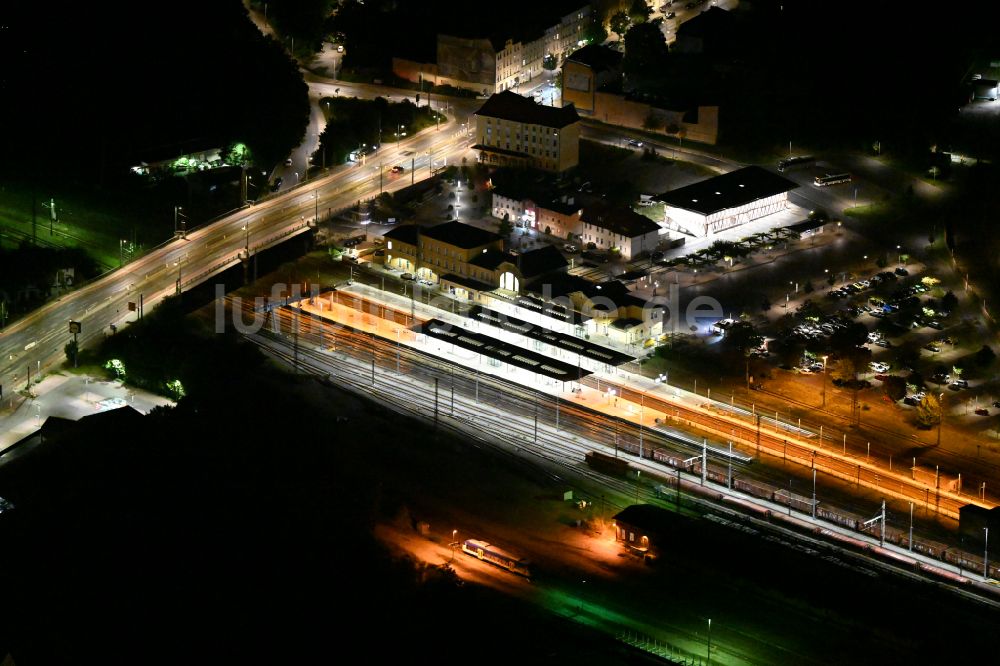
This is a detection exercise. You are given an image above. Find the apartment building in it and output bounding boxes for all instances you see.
[473,91,581,172]
[393,2,591,95]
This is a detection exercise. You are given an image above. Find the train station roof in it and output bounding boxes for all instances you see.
[467,305,633,366]
[414,318,591,382]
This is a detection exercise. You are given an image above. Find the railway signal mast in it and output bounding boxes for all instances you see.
[862,500,886,547]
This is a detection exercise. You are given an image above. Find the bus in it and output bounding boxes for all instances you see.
[814,172,852,187]
[776,155,815,172]
[461,539,531,577]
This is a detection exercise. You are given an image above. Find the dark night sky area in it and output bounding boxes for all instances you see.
[0,1,309,183]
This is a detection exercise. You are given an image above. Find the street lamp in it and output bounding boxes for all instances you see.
[985,527,990,579]
[451,529,458,562]
[174,205,185,238]
[242,222,250,256]
[937,392,944,447]
[821,355,828,407]
[174,258,184,295]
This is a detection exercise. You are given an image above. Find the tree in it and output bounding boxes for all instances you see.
[940,290,958,312]
[804,281,814,294]
[628,0,651,24]
[582,17,609,45]
[722,322,763,357]
[610,11,630,39]
[875,254,889,269]
[622,23,670,86]
[882,375,906,402]
[543,54,557,71]
[760,297,771,312]
[829,322,869,354]
[64,339,79,366]
[975,345,996,367]
[642,112,665,131]
[497,217,513,240]
[916,393,941,428]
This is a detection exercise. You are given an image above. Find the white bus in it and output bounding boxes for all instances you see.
[814,172,852,187]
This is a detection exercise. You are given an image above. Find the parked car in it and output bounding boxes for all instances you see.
[976,408,990,416]
[924,343,941,352]
[931,372,951,384]
[950,379,969,390]
[270,177,283,192]
[894,267,909,276]
[563,244,579,253]
[665,11,676,18]
[870,361,890,373]
[401,273,415,281]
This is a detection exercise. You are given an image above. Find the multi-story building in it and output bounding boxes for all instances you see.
[393,2,591,95]
[381,221,567,302]
[489,187,663,260]
[561,44,623,115]
[578,203,661,260]
[474,91,581,172]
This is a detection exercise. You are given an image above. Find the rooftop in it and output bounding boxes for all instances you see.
[676,6,736,39]
[580,203,660,238]
[421,220,501,249]
[476,91,581,129]
[382,225,420,246]
[516,245,569,278]
[656,166,798,216]
[565,44,623,73]
[467,305,633,365]
[415,318,591,382]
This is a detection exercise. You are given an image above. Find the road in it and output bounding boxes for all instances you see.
[0,115,474,439]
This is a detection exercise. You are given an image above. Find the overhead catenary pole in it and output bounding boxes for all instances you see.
[909,502,914,551]
[701,439,707,485]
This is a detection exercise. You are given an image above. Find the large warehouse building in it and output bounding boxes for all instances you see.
[656,166,798,237]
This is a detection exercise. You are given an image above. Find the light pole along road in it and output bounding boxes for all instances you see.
[0,116,473,414]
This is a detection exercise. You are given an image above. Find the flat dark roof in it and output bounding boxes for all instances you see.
[475,91,580,129]
[656,166,798,216]
[422,220,500,249]
[566,44,623,72]
[441,272,495,292]
[414,318,591,382]
[468,305,633,366]
[382,225,420,245]
[787,219,826,234]
[580,203,660,238]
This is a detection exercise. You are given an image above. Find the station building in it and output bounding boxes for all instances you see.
[381,221,568,302]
